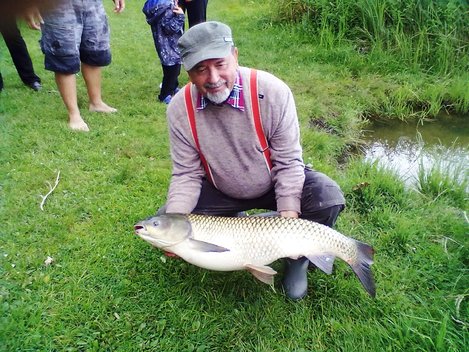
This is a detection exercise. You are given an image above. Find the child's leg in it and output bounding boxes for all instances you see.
[158,64,181,101]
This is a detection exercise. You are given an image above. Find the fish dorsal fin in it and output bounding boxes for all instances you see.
[306,254,336,274]
[188,238,230,252]
[245,264,277,285]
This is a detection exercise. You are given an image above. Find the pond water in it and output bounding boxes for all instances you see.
[362,114,469,188]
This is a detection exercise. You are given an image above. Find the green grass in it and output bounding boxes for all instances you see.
[416,146,468,209]
[1,0,468,351]
[272,0,469,76]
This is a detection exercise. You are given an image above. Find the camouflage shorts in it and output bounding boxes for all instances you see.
[40,0,111,73]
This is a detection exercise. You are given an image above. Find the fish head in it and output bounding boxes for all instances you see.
[134,214,191,249]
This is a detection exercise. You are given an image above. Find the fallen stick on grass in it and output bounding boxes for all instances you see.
[40,171,61,211]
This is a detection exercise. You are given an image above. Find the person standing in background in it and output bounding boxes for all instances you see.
[179,0,207,28]
[0,17,42,92]
[26,0,125,132]
[143,0,185,104]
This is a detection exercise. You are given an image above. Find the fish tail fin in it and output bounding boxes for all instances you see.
[350,240,376,298]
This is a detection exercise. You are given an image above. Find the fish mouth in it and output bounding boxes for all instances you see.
[134,224,144,234]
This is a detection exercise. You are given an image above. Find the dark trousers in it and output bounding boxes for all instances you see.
[160,168,346,228]
[158,64,181,101]
[180,0,208,28]
[0,18,41,86]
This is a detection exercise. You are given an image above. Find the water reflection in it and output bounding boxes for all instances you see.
[363,115,469,188]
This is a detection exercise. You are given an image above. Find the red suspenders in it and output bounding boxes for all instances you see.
[183,69,272,185]
[184,84,216,185]
[249,69,273,170]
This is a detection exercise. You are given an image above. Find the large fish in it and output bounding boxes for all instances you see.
[134,214,376,297]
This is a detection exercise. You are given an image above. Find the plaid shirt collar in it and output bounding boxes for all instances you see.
[196,70,245,111]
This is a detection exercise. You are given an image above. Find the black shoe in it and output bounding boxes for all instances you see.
[27,81,42,91]
[282,257,310,300]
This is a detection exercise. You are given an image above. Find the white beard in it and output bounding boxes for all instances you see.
[206,88,231,104]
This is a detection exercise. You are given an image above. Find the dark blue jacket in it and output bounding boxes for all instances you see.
[143,0,184,66]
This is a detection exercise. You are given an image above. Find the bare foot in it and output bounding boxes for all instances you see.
[89,102,117,113]
[68,115,90,132]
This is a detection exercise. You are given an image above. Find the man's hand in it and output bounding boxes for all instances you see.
[113,0,125,13]
[279,211,299,218]
[24,7,43,30]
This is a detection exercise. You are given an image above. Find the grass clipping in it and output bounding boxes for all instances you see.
[39,171,61,211]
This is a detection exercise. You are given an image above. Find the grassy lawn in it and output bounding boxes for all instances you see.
[1,0,467,351]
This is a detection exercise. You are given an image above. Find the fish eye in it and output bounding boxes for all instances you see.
[152,220,160,227]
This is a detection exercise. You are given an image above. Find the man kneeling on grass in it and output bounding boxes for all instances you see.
[158,21,345,300]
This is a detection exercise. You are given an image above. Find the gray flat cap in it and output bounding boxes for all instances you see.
[178,21,234,71]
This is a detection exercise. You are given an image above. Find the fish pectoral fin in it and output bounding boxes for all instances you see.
[188,239,230,252]
[306,254,336,274]
[245,264,277,285]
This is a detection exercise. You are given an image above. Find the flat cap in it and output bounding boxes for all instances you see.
[178,21,234,71]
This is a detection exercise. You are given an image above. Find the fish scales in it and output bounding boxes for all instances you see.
[188,214,294,261]
[187,214,358,264]
[134,213,376,297]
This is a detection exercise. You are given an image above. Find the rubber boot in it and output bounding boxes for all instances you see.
[282,257,310,300]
